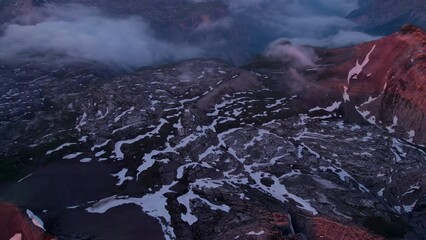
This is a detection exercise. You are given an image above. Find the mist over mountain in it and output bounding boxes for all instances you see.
[0,0,380,68]
[0,4,202,69]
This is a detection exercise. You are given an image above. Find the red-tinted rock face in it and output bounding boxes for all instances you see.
[303,217,384,240]
[313,25,426,145]
[0,202,53,240]
[218,213,384,240]
[246,25,425,144]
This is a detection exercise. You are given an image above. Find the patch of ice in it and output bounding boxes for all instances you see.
[46,142,76,155]
[17,173,33,183]
[280,170,301,178]
[96,107,109,120]
[198,146,221,160]
[309,101,341,113]
[173,118,183,130]
[247,230,265,236]
[343,86,350,102]
[402,183,420,196]
[377,188,385,197]
[394,206,401,213]
[26,209,45,231]
[91,139,111,151]
[75,112,88,132]
[79,158,92,163]
[403,201,417,213]
[79,136,88,142]
[86,181,178,240]
[114,106,135,122]
[137,145,177,178]
[63,152,83,160]
[294,114,310,126]
[177,188,230,226]
[391,138,407,162]
[407,130,415,142]
[95,150,106,157]
[350,125,361,131]
[112,168,134,186]
[177,190,198,225]
[320,165,369,193]
[179,96,200,105]
[9,233,22,240]
[114,119,168,160]
[266,97,287,109]
[347,44,376,84]
[248,169,317,215]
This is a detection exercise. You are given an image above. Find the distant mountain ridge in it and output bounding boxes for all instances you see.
[347,0,426,34]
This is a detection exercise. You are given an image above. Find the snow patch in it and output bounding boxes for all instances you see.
[26,209,45,231]
[112,168,134,186]
[247,230,265,236]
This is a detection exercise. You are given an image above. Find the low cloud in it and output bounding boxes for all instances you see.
[195,17,232,32]
[263,40,319,93]
[264,40,317,68]
[0,1,381,68]
[188,0,378,59]
[0,4,202,69]
[290,30,379,48]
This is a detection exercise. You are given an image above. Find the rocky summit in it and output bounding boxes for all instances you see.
[0,25,425,240]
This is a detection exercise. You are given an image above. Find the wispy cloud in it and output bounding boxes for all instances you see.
[188,0,378,56]
[0,4,202,69]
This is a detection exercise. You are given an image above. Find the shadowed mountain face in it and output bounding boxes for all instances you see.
[0,26,425,239]
[348,0,426,35]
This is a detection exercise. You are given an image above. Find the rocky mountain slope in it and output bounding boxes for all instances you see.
[0,26,426,239]
[248,25,426,145]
